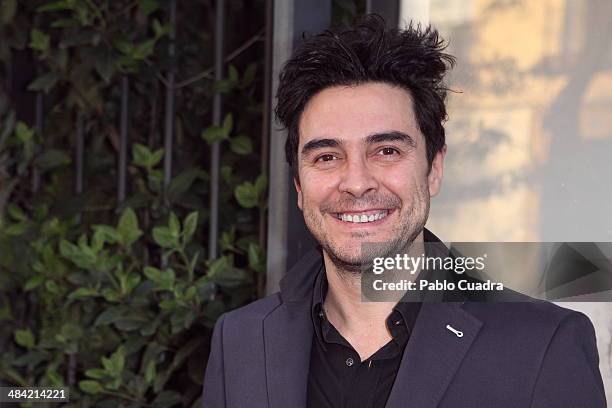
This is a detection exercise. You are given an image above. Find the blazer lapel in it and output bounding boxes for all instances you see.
[385,302,483,408]
[264,301,313,408]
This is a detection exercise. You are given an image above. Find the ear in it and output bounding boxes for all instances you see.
[294,177,303,210]
[428,145,446,197]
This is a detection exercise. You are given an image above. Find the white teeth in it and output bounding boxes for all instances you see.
[339,210,389,223]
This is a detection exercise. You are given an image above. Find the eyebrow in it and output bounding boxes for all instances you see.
[365,131,417,148]
[300,131,416,157]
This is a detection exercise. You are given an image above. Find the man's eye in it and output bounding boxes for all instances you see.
[316,154,337,162]
[379,147,399,156]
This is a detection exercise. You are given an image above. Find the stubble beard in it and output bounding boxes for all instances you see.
[303,184,431,277]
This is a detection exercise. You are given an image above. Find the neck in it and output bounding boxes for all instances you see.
[321,230,425,359]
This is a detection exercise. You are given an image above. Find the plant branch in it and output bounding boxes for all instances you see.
[173,28,265,89]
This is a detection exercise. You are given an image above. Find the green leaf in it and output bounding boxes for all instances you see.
[15,122,34,143]
[46,370,64,387]
[132,143,151,167]
[152,19,170,38]
[159,269,175,290]
[94,51,115,84]
[94,306,123,325]
[85,368,107,380]
[201,125,227,144]
[167,168,201,201]
[68,287,98,300]
[45,280,60,294]
[24,275,45,291]
[144,267,174,291]
[234,182,258,208]
[139,0,159,16]
[124,273,141,293]
[228,65,239,83]
[220,165,233,183]
[14,329,35,348]
[28,72,60,93]
[92,225,121,245]
[182,212,198,244]
[169,213,180,238]
[207,256,229,279]
[152,226,177,249]
[229,135,253,155]
[29,29,50,52]
[109,346,125,377]
[79,380,103,395]
[189,252,200,275]
[144,360,156,384]
[37,1,75,12]
[241,63,257,88]
[144,266,162,282]
[117,208,142,246]
[4,222,30,236]
[59,30,99,48]
[222,113,233,136]
[50,18,79,28]
[254,174,267,193]
[7,203,27,222]
[116,40,134,56]
[213,78,235,93]
[36,148,71,170]
[150,148,164,167]
[152,390,182,408]
[248,243,266,274]
[0,0,17,25]
[133,39,155,60]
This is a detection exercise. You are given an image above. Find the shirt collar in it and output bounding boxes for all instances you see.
[311,264,422,350]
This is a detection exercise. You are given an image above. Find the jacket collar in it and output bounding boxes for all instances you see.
[267,228,483,408]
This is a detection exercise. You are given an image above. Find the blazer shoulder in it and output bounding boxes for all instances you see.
[223,292,283,324]
[463,296,586,338]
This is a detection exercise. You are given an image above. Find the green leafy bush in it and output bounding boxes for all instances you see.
[0,0,267,406]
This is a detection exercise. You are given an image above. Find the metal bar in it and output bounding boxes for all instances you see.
[208,0,225,260]
[257,0,274,297]
[75,113,84,196]
[32,91,43,193]
[266,0,331,295]
[266,0,294,295]
[163,0,176,193]
[118,75,129,203]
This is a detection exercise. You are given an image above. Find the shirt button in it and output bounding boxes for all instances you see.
[345,357,354,367]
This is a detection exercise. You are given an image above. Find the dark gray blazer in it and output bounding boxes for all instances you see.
[201,245,606,407]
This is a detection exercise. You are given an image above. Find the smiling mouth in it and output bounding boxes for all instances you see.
[332,209,393,224]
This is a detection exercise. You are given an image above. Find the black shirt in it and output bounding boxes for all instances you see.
[307,267,422,408]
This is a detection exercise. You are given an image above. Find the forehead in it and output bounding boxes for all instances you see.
[298,82,420,144]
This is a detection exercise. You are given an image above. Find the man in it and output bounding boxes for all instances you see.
[202,15,606,407]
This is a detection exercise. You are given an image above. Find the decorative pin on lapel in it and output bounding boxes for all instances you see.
[446,324,464,338]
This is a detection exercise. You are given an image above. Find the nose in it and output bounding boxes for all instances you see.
[338,157,379,198]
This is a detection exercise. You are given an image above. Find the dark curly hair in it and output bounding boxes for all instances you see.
[275,14,455,179]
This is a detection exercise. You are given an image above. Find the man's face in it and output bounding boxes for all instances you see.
[295,82,446,272]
